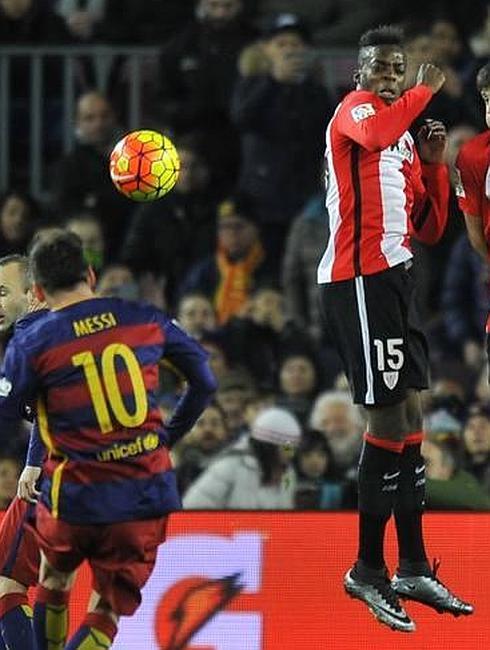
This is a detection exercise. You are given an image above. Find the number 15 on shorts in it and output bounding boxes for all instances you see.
[373,338,404,390]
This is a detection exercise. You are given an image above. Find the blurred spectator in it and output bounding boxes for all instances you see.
[0,454,21,510]
[231,13,335,257]
[178,195,277,325]
[156,0,257,187]
[219,285,315,388]
[55,0,106,42]
[174,402,231,494]
[53,91,131,260]
[309,390,364,476]
[65,211,105,273]
[96,263,139,300]
[469,3,490,58]
[422,437,490,510]
[215,367,256,437]
[441,234,487,367]
[122,134,218,308]
[294,429,346,509]
[0,0,70,42]
[100,0,193,43]
[183,406,300,509]
[313,0,401,46]
[281,192,326,341]
[0,254,29,337]
[200,335,230,382]
[0,0,73,183]
[404,25,479,129]
[462,404,490,492]
[0,190,41,256]
[176,292,217,339]
[277,351,320,426]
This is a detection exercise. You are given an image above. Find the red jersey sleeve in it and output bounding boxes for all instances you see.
[337,85,434,152]
[409,151,450,245]
[455,145,483,217]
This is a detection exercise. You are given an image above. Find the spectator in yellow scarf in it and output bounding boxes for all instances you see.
[178,194,278,325]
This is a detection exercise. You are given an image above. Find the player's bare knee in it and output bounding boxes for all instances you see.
[39,554,75,591]
[405,389,423,432]
[366,399,410,439]
[88,591,119,626]
[0,576,27,597]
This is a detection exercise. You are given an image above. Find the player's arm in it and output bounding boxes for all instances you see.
[160,318,218,447]
[409,120,450,245]
[463,213,488,261]
[338,65,444,152]
[455,147,488,261]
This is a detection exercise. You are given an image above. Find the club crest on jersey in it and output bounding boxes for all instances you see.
[350,103,375,122]
[0,377,12,397]
[389,138,413,162]
[383,371,399,390]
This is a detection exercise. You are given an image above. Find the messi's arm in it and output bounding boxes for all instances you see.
[337,85,434,152]
[160,319,218,447]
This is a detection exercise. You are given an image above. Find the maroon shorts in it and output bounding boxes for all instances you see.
[33,504,168,615]
[0,497,39,587]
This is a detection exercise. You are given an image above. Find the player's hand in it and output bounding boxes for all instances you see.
[17,466,42,504]
[417,119,448,163]
[416,63,446,94]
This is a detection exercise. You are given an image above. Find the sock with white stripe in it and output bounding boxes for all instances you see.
[357,434,403,570]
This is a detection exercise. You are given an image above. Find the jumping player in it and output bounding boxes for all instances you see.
[0,255,47,650]
[455,63,490,264]
[317,26,473,631]
[1,230,217,650]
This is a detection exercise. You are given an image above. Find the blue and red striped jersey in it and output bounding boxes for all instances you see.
[0,297,217,524]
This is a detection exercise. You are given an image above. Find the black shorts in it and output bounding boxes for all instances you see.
[319,262,429,406]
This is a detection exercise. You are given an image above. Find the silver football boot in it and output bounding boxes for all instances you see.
[344,565,416,632]
[392,560,474,616]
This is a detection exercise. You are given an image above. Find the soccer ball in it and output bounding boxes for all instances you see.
[109,130,180,201]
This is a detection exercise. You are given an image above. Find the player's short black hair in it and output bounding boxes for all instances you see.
[476,63,490,92]
[29,229,88,294]
[358,25,405,50]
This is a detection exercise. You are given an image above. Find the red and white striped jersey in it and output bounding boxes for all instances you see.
[317,86,449,283]
[455,130,490,239]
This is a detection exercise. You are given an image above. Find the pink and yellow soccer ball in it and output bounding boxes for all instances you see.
[109,130,180,201]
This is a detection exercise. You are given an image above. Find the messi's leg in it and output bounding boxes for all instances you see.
[65,593,118,650]
[33,551,76,650]
[392,391,473,616]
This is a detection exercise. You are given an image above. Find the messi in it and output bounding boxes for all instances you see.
[72,312,117,337]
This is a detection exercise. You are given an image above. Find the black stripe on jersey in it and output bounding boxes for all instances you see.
[351,144,362,276]
[411,198,431,232]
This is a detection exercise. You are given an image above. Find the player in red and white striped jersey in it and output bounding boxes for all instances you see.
[317,26,473,632]
[455,62,490,367]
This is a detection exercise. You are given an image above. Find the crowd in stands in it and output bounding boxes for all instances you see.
[0,0,489,512]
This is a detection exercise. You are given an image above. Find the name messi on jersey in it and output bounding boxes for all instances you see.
[73,312,117,337]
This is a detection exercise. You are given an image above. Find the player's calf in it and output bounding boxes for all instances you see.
[0,578,34,650]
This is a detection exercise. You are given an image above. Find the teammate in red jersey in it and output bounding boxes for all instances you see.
[455,62,490,263]
[1,230,217,650]
[318,26,473,631]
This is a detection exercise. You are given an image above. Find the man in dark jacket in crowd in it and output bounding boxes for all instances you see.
[53,91,131,261]
[231,13,335,258]
[156,0,257,188]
